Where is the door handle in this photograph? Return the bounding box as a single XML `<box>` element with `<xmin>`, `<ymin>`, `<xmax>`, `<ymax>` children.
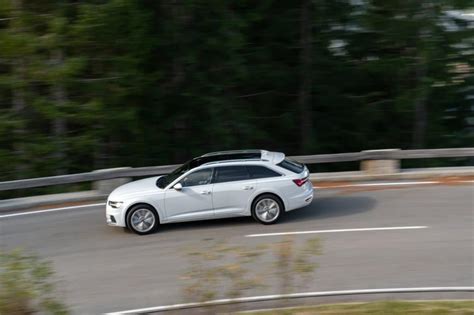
<box><xmin>200</xmin><ymin>190</ymin><xmax>211</xmax><ymax>195</ymax></box>
<box><xmin>243</xmin><ymin>186</ymin><xmax>254</xmax><ymax>190</ymax></box>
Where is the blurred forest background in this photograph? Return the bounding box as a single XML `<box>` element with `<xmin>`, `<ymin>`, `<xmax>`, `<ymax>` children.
<box><xmin>0</xmin><ymin>0</ymin><xmax>473</xmax><ymax>181</ymax></box>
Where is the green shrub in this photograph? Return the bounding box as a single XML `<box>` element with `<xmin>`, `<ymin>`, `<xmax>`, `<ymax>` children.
<box><xmin>0</xmin><ymin>249</ymin><xmax>69</xmax><ymax>315</ymax></box>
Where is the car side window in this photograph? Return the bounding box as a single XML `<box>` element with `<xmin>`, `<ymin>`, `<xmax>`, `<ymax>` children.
<box><xmin>180</xmin><ymin>168</ymin><xmax>213</xmax><ymax>187</ymax></box>
<box><xmin>214</xmin><ymin>166</ymin><xmax>250</xmax><ymax>183</ymax></box>
<box><xmin>246</xmin><ymin>165</ymin><xmax>281</xmax><ymax>179</ymax></box>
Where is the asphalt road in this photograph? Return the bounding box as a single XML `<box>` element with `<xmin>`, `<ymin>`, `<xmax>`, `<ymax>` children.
<box><xmin>0</xmin><ymin>184</ymin><xmax>473</xmax><ymax>314</ymax></box>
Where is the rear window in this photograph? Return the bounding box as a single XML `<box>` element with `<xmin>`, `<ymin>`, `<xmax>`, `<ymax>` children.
<box><xmin>246</xmin><ymin>166</ymin><xmax>282</xmax><ymax>179</ymax></box>
<box><xmin>277</xmin><ymin>158</ymin><xmax>305</xmax><ymax>173</ymax></box>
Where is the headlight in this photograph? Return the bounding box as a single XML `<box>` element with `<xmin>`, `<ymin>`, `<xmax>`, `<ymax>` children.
<box><xmin>108</xmin><ymin>201</ymin><xmax>123</xmax><ymax>209</ymax></box>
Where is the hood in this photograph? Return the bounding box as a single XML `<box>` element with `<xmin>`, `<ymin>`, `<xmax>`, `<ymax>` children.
<box><xmin>108</xmin><ymin>176</ymin><xmax>163</xmax><ymax>200</ymax></box>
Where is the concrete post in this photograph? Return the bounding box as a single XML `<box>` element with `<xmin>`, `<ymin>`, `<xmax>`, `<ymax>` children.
<box><xmin>92</xmin><ymin>167</ymin><xmax>132</xmax><ymax>194</ymax></box>
<box><xmin>361</xmin><ymin>149</ymin><xmax>400</xmax><ymax>175</ymax></box>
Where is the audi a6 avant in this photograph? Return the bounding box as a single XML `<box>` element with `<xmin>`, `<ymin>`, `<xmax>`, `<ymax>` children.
<box><xmin>106</xmin><ymin>150</ymin><xmax>313</xmax><ymax>235</ymax></box>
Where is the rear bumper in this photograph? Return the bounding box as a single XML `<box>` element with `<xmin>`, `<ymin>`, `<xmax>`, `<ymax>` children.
<box><xmin>286</xmin><ymin>182</ymin><xmax>314</xmax><ymax>211</ymax></box>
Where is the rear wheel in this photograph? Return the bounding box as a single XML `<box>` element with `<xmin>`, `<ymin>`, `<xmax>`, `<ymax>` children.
<box><xmin>127</xmin><ymin>205</ymin><xmax>159</xmax><ymax>235</ymax></box>
<box><xmin>251</xmin><ymin>194</ymin><xmax>283</xmax><ymax>225</ymax></box>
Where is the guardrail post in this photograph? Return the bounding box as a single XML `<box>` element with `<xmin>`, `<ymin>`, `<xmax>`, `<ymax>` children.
<box><xmin>92</xmin><ymin>168</ymin><xmax>132</xmax><ymax>194</ymax></box>
<box><xmin>361</xmin><ymin>149</ymin><xmax>400</xmax><ymax>175</ymax></box>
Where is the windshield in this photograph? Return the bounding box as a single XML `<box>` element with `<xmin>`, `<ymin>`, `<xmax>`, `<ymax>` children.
<box><xmin>156</xmin><ymin>162</ymin><xmax>192</xmax><ymax>188</ymax></box>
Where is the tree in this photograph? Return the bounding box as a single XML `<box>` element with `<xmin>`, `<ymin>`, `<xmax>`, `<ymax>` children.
<box><xmin>0</xmin><ymin>0</ymin><xmax>472</xmax><ymax>183</ymax></box>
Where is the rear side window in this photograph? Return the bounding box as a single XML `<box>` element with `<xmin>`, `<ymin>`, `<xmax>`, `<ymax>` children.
<box><xmin>246</xmin><ymin>165</ymin><xmax>281</xmax><ymax>179</ymax></box>
<box><xmin>214</xmin><ymin>166</ymin><xmax>250</xmax><ymax>183</ymax></box>
<box><xmin>277</xmin><ymin>158</ymin><xmax>304</xmax><ymax>173</ymax></box>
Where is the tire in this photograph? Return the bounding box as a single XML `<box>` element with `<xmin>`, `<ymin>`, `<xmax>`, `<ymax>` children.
<box><xmin>251</xmin><ymin>194</ymin><xmax>284</xmax><ymax>225</ymax></box>
<box><xmin>126</xmin><ymin>204</ymin><xmax>159</xmax><ymax>235</ymax></box>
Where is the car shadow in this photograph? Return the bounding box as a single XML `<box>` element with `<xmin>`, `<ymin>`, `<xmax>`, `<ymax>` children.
<box><xmin>160</xmin><ymin>216</ymin><xmax>254</xmax><ymax>232</ymax></box>
<box><xmin>159</xmin><ymin>195</ymin><xmax>376</xmax><ymax>233</ymax></box>
<box><xmin>281</xmin><ymin>195</ymin><xmax>376</xmax><ymax>223</ymax></box>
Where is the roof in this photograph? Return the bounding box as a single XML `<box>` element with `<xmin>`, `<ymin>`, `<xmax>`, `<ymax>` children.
<box><xmin>192</xmin><ymin>150</ymin><xmax>263</xmax><ymax>168</ymax></box>
<box><xmin>201</xmin><ymin>158</ymin><xmax>263</xmax><ymax>167</ymax></box>
<box><xmin>170</xmin><ymin>150</ymin><xmax>285</xmax><ymax>177</ymax></box>
<box><xmin>193</xmin><ymin>150</ymin><xmax>285</xmax><ymax>167</ymax></box>
<box><xmin>200</xmin><ymin>150</ymin><xmax>262</xmax><ymax>157</ymax></box>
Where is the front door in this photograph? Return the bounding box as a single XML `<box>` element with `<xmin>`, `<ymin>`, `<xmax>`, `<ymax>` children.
<box><xmin>164</xmin><ymin>168</ymin><xmax>214</xmax><ymax>222</ymax></box>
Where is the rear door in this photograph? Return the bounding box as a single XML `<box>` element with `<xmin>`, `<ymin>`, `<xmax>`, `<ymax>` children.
<box><xmin>212</xmin><ymin>166</ymin><xmax>257</xmax><ymax>218</ymax></box>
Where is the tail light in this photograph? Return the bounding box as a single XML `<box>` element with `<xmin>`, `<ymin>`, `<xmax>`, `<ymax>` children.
<box><xmin>293</xmin><ymin>177</ymin><xmax>308</xmax><ymax>187</ymax></box>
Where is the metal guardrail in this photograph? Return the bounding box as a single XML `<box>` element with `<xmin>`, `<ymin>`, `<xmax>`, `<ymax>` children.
<box><xmin>291</xmin><ymin>148</ymin><xmax>474</xmax><ymax>163</ymax></box>
<box><xmin>105</xmin><ymin>287</ymin><xmax>474</xmax><ymax>314</ymax></box>
<box><xmin>1</xmin><ymin>148</ymin><xmax>473</xmax><ymax>192</ymax></box>
<box><xmin>0</xmin><ymin>165</ymin><xmax>180</xmax><ymax>191</ymax></box>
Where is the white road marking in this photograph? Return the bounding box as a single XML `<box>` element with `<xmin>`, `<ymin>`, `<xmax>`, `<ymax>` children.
<box><xmin>0</xmin><ymin>203</ymin><xmax>106</xmax><ymax>219</ymax></box>
<box><xmin>245</xmin><ymin>226</ymin><xmax>428</xmax><ymax>238</ymax></box>
<box><xmin>313</xmin><ymin>179</ymin><xmax>474</xmax><ymax>189</ymax></box>
<box><xmin>104</xmin><ymin>286</ymin><xmax>474</xmax><ymax>314</ymax></box>
<box><xmin>313</xmin><ymin>181</ymin><xmax>437</xmax><ymax>189</ymax></box>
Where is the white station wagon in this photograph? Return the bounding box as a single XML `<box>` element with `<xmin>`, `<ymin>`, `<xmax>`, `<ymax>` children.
<box><xmin>106</xmin><ymin>150</ymin><xmax>314</xmax><ymax>235</ymax></box>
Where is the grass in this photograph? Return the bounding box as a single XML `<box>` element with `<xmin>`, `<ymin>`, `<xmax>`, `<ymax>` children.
<box><xmin>241</xmin><ymin>300</ymin><xmax>474</xmax><ymax>315</ymax></box>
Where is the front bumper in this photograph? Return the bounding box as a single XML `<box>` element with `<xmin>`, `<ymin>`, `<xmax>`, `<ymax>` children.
<box><xmin>106</xmin><ymin>203</ymin><xmax>126</xmax><ymax>227</ymax></box>
<box><xmin>106</xmin><ymin>214</ymin><xmax>117</xmax><ymax>225</ymax></box>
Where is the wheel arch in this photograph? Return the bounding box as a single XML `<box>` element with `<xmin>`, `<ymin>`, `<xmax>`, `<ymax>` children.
<box><xmin>124</xmin><ymin>202</ymin><xmax>160</xmax><ymax>229</ymax></box>
<box><xmin>251</xmin><ymin>192</ymin><xmax>286</xmax><ymax>212</ymax></box>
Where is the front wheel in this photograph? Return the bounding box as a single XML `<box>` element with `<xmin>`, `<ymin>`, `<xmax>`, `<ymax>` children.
<box><xmin>251</xmin><ymin>194</ymin><xmax>283</xmax><ymax>225</ymax></box>
<box><xmin>127</xmin><ymin>205</ymin><xmax>159</xmax><ymax>235</ymax></box>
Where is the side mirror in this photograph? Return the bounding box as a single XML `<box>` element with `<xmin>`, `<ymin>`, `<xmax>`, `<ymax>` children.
<box><xmin>173</xmin><ymin>183</ymin><xmax>183</xmax><ymax>191</ymax></box>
